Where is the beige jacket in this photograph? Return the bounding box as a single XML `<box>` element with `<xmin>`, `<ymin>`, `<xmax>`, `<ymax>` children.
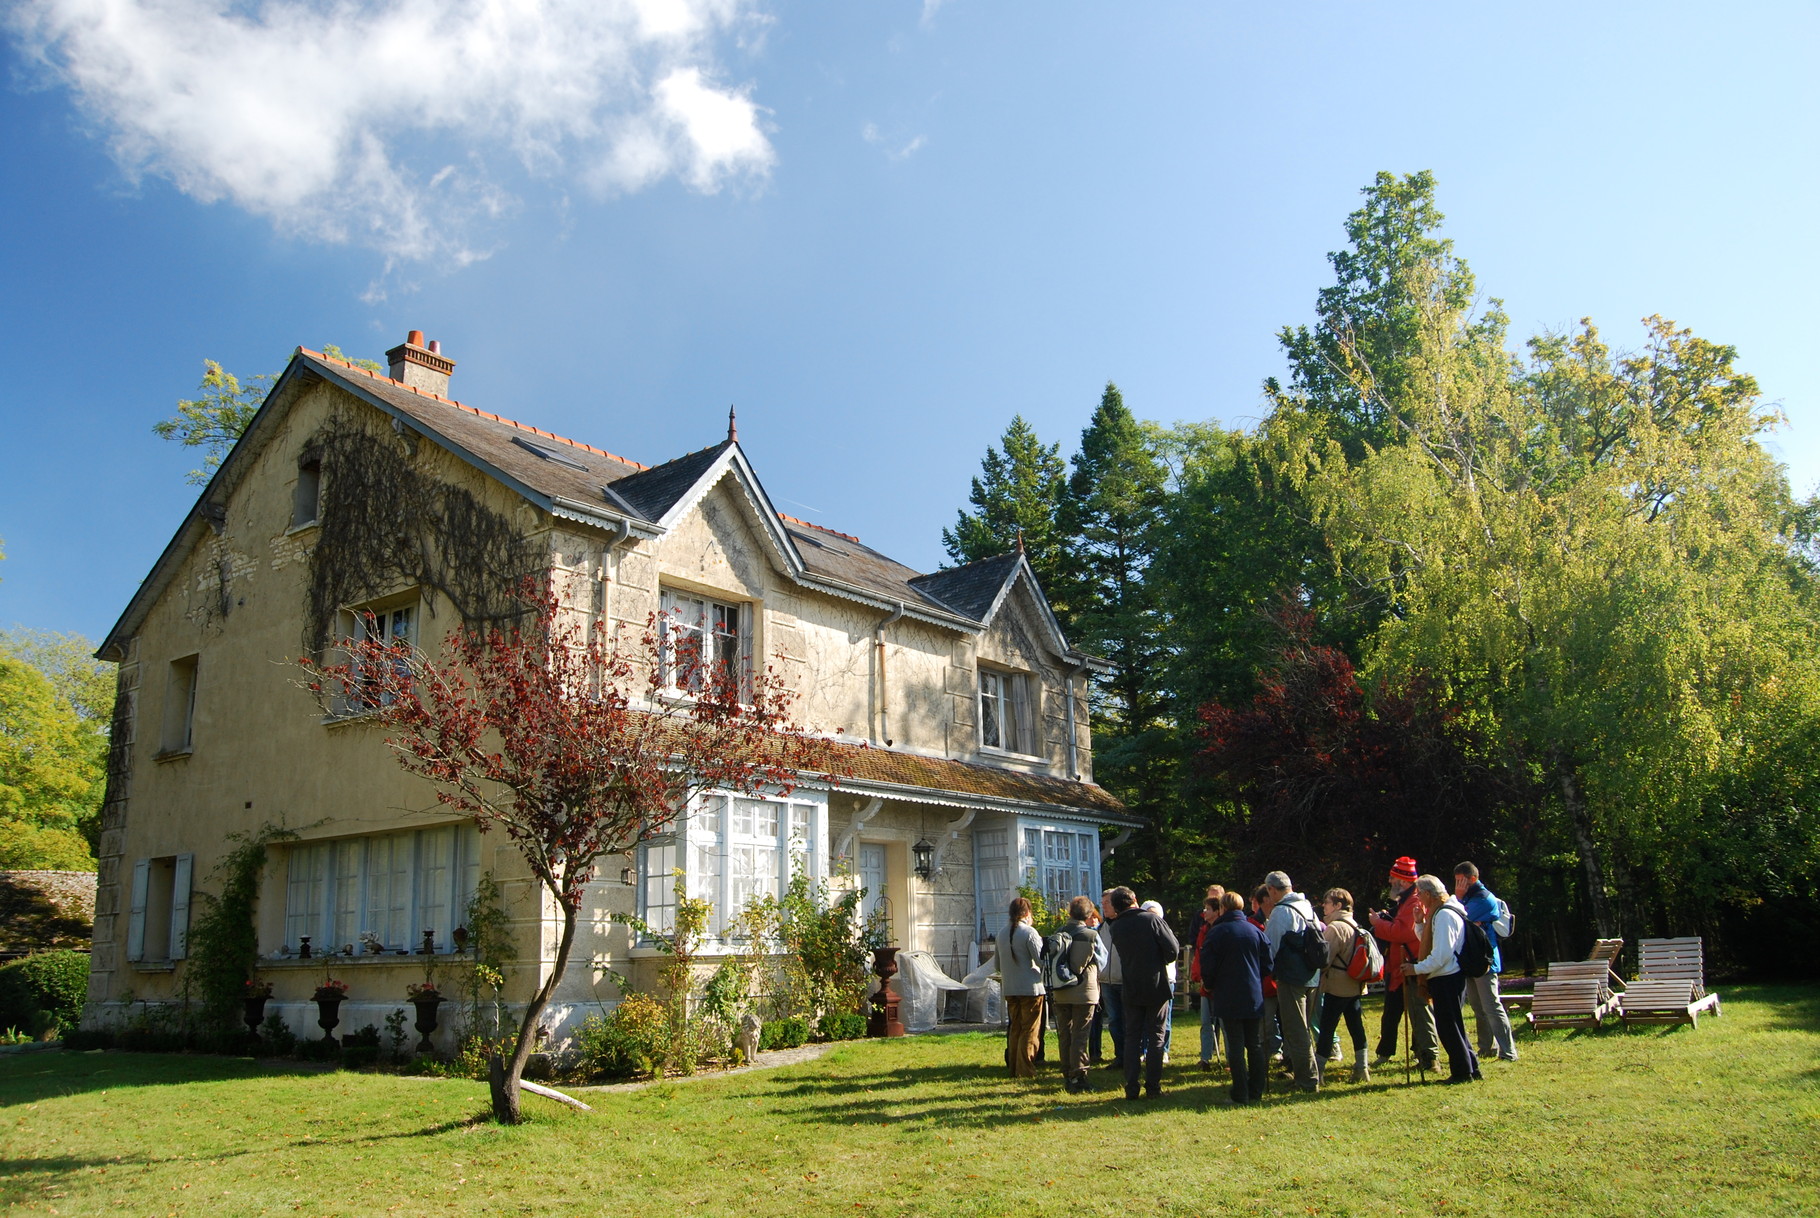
<box><xmin>1320</xmin><ymin>911</ymin><xmax>1367</xmax><ymax>998</ymax></box>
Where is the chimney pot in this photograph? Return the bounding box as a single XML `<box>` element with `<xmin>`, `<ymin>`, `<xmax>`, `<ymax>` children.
<box><xmin>386</xmin><ymin>330</ymin><xmax>456</xmax><ymax>397</ymax></box>
<box><xmin>428</xmin><ymin>340</ymin><xmax>442</xmax><ymax>355</ymax></box>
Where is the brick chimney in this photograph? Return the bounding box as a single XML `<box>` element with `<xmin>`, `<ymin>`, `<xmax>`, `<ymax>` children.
<box><xmin>385</xmin><ymin>329</ymin><xmax>456</xmax><ymax>397</ymax></box>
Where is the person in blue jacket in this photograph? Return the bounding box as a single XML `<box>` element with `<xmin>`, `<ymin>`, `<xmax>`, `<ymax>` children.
<box><xmin>1199</xmin><ymin>890</ymin><xmax>1273</xmax><ymax>1105</ymax></box>
<box><xmin>1454</xmin><ymin>862</ymin><xmax>1519</xmax><ymax>1062</ymax></box>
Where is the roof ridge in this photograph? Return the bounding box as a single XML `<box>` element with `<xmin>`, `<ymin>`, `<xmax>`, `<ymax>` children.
<box><xmin>777</xmin><ymin>512</ymin><xmax>862</xmax><ymax>544</ymax></box>
<box><xmin>297</xmin><ymin>347</ymin><xmax>649</xmax><ymax>471</ymax></box>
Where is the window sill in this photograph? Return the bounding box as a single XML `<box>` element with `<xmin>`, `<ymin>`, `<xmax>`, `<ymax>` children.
<box><xmin>129</xmin><ymin>960</ymin><xmax>177</xmax><ymax>973</ymax></box>
<box><xmin>152</xmin><ymin>747</ymin><xmax>193</xmax><ymax>764</ymax></box>
<box><xmin>284</xmin><ymin>520</ymin><xmax>321</xmax><ymax>537</ymax></box>
<box><xmin>260</xmin><ymin>951</ymin><xmax>460</xmax><ymax>967</ymax></box>
<box><xmin>976</xmin><ymin>746</ymin><xmax>1050</xmax><ymax>766</ymax></box>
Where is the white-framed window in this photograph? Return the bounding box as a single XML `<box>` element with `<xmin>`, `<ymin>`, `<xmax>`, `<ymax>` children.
<box><xmin>979</xmin><ymin>667</ymin><xmax>1038</xmax><ymax>755</ymax></box>
<box><xmin>658</xmin><ymin>589</ymin><xmax>750</xmax><ymax>694</ymax></box>
<box><xmin>974</xmin><ymin>817</ymin><xmax>1100</xmax><ymax>943</ymax></box>
<box><xmin>127</xmin><ymin>853</ymin><xmax>193</xmax><ymax>962</ymax></box>
<box><xmin>283</xmin><ymin>823</ymin><xmax>480</xmax><ymax>953</ymax></box>
<box><xmin>636</xmin><ymin>790</ymin><xmax>825</xmax><ymax>940</ymax></box>
<box><xmin>336</xmin><ymin>598</ymin><xmax>415</xmax><ymax>712</ymax></box>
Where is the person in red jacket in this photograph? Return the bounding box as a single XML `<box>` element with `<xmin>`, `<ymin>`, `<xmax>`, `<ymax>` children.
<box><xmin>1367</xmin><ymin>857</ymin><xmax>1438</xmax><ymax>1071</ymax></box>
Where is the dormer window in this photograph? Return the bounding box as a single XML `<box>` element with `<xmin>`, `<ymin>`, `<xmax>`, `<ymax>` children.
<box><xmin>659</xmin><ymin>589</ymin><xmax>750</xmax><ymax>694</ymax></box>
<box><xmin>979</xmin><ymin>666</ymin><xmax>1037</xmax><ymax>755</ymax></box>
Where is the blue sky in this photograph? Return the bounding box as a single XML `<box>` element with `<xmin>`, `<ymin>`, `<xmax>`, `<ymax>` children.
<box><xmin>2</xmin><ymin>2</ymin><xmax>1815</xmax><ymax>644</ymax></box>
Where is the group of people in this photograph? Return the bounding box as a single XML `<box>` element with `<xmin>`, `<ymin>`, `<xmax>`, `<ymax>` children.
<box><xmin>993</xmin><ymin>857</ymin><xmax>1518</xmax><ymax>1105</ymax></box>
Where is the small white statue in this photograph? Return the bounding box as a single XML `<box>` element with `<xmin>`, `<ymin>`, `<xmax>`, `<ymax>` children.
<box><xmin>737</xmin><ymin>1011</ymin><xmax>762</xmax><ymax>1065</ymax></box>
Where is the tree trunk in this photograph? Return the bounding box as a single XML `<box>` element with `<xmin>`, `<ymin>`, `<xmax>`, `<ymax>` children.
<box><xmin>491</xmin><ymin>889</ymin><xmax>581</xmax><ymax>1125</ymax></box>
<box><xmin>1554</xmin><ymin>753</ymin><xmax>1616</xmax><ymax>939</ymax></box>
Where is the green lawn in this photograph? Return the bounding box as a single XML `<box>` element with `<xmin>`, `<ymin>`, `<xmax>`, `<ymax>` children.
<box><xmin>3</xmin><ymin>984</ymin><xmax>1816</xmax><ymax>1217</ymax></box>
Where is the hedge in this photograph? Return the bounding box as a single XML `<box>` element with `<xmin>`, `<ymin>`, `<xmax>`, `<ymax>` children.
<box><xmin>0</xmin><ymin>950</ymin><xmax>90</xmax><ymax>1037</ymax></box>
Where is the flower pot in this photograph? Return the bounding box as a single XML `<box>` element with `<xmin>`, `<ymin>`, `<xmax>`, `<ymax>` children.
<box><xmin>243</xmin><ymin>995</ymin><xmax>269</xmax><ymax>1036</ymax></box>
<box><xmin>312</xmin><ymin>989</ymin><xmax>345</xmax><ymax>1042</ymax></box>
<box><xmin>410</xmin><ymin>995</ymin><xmax>445</xmax><ymax>1054</ymax></box>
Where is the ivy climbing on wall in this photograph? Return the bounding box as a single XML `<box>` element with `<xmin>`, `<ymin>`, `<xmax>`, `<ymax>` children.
<box><xmin>303</xmin><ymin>408</ymin><xmax>539</xmax><ymax>652</ymax></box>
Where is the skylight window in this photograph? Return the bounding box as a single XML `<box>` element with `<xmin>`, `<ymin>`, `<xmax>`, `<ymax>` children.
<box><xmin>511</xmin><ymin>435</ymin><xmax>590</xmax><ymax>471</ymax></box>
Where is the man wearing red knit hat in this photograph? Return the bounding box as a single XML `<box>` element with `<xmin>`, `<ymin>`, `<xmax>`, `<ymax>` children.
<box><xmin>1368</xmin><ymin>857</ymin><xmax>1438</xmax><ymax>1071</ymax></box>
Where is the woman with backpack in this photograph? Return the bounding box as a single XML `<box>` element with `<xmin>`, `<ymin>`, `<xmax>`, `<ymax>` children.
<box><xmin>997</xmin><ymin>896</ymin><xmax>1046</xmax><ymax>1079</ymax></box>
<box><xmin>1314</xmin><ymin>888</ymin><xmax>1372</xmax><ymax>1083</ymax></box>
<box><xmin>1401</xmin><ymin>875</ymin><xmax>1483</xmax><ymax>1084</ymax></box>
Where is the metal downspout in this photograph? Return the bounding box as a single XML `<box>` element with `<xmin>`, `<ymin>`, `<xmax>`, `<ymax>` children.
<box><xmin>875</xmin><ymin>602</ymin><xmax>905</xmax><ymax>746</ymax></box>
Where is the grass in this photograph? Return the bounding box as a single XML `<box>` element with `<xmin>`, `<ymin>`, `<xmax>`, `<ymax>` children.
<box><xmin>2</xmin><ymin>984</ymin><xmax>1815</xmax><ymax>1217</ymax></box>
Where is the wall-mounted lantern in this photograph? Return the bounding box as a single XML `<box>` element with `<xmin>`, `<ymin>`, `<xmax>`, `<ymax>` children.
<box><xmin>912</xmin><ymin>837</ymin><xmax>935</xmax><ymax>880</ymax></box>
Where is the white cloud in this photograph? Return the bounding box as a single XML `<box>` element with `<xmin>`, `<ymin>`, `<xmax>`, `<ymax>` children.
<box><xmin>862</xmin><ymin>121</ymin><xmax>925</xmax><ymax>162</ymax></box>
<box><xmin>6</xmin><ymin>0</ymin><xmax>774</xmax><ymax>263</ymax></box>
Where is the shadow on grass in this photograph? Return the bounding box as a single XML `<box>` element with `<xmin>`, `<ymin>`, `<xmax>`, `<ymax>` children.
<box><xmin>760</xmin><ymin>1059</ymin><xmax>1423</xmax><ymax>1129</ymax></box>
<box><xmin>0</xmin><ymin>1050</ymin><xmax>303</xmax><ymax>1105</ymax></box>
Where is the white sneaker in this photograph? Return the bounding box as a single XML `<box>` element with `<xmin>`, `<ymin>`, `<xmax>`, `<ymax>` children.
<box><xmin>1161</xmin><ymin>1053</ymin><xmax>1170</xmax><ymax>1065</ymax></box>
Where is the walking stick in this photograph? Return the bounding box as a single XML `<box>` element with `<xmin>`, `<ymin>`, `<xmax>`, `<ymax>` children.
<box><xmin>1401</xmin><ymin>988</ymin><xmax>1410</xmax><ymax>1085</ymax></box>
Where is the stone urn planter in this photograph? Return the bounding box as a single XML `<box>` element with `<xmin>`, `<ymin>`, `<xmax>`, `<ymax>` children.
<box><xmin>243</xmin><ymin>980</ymin><xmax>273</xmax><ymax>1036</ymax></box>
<box><xmin>312</xmin><ymin>984</ymin><xmax>347</xmax><ymax>1042</ymax></box>
<box><xmin>407</xmin><ymin>984</ymin><xmax>445</xmax><ymax>1053</ymax></box>
<box><xmin>867</xmin><ymin>946</ymin><xmax>905</xmax><ymax>1038</ymax></box>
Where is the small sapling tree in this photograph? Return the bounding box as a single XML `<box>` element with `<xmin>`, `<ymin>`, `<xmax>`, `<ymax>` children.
<box><xmin>301</xmin><ymin>580</ymin><xmax>843</xmax><ymax>1123</ymax></box>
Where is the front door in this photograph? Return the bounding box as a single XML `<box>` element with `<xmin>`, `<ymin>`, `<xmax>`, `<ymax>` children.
<box><xmin>858</xmin><ymin>843</ymin><xmax>888</xmax><ymax>936</ymax></box>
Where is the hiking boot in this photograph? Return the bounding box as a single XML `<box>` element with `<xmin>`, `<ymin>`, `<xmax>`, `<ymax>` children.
<box><xmin>1074</xmin><ymin>1073</ymin><xmax>1093</xmax><ymax>1093</ymax></box>
<box><xmin>1370</xmin><ymin>1052</ymin><xmax>1394</xmax><ymax>1068</ymax></box>
<box><xmin>1351</xmin><ymin>1061</ymin><xmax>1370</xmax><ymax>1083</ymax></box>
<box><xmin>1198</xmin><ymin>1059</ymin><xmax>1213</xmax><ymax>1072</ymax></box>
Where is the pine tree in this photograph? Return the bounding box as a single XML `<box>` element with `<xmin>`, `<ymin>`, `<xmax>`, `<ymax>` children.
<box><xmin>942</xmin><ymin>415</ymin><xmax>1070</xmax><ymax>611</ymax></box>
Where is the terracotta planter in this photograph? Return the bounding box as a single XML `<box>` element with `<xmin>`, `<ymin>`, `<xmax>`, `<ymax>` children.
<box><xmin>410</xmin><ymin>995</ymin><xmax>445</xmax><ymax>1054</ymax></box>
<box><xmin>312</xmin><ymin>989</ymin><xmax>345</xmax><ymax>1041</ymax></box>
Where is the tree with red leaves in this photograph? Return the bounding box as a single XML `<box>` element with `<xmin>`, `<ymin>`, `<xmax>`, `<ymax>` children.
<box><xmin>302</xmin><ymin>582</ymin><xmax>843</xmax><ymax>1123</ymax></box>
<box><xmin>1195</xmin><ymin>606</ymin><xmax>1519</xmax><ymax>905</ymax></box>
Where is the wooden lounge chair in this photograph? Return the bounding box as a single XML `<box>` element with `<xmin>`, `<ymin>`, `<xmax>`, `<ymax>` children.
<box><xmin>1525</xmin><ymin>977</ymin><xmax>1620</xmax><ymax>1033</ymax></box>
<box><xmin>1501</xmin><ymin>949</ymin><xmax>1624</xmax><ymax>1014</ymax></box>
<box><xmin>1637</xmin><ymin>937</ymin><xmax>1721</xmax><ymax>1017</ymax></box>
<box><xmin>1618</xmin><ymin>978</ymin><xmax>1718</xmax><ymax>1029</ymax></box>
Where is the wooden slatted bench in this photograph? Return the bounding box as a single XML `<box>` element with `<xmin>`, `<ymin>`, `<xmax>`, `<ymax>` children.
<box><xmin>1637</xmin><ymin>937</ymin><xmax>1720</xmax><ymax>1018</ymax></box>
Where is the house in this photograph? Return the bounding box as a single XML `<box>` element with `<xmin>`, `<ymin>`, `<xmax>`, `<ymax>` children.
<box><xmin>87</xmin><ymin>332</ymin><xmax>1133</xmax><ymax>1041</ymax></box>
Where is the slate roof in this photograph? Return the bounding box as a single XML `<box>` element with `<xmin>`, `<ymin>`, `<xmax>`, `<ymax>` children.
<box><xmin>909</xmin><ymin>553</ymin><xmax>1024</xmax><ymax>621</ymax></box>
<box><xmin>605</xmin><ymin>441</ymin><xmax>735</xmax><ymax>521</ymax></box>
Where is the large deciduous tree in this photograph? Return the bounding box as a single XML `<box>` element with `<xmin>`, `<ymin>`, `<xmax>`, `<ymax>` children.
<box><xmin>303</xmin><ymin>582</ymin><xmax>844</xmax><ymax>1123</ymax></box>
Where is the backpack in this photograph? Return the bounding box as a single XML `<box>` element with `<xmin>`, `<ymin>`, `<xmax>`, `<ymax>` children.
<box><xmin>1491</xmin><ymin>898</ymin><xmax>1515</xmax><ymax>943</ymax></box>
<box><xmin>1452</xmin><ymin>906</ymin><xmax>1494</xmax><ymax>979</ymax></box>
<box><xmin>1041</xmin><ymin>927</ymin><xmax>1088</xmax><ymax>990</ymax></box>
<box><xmin>1273</xmin><ymin>900</ymin><xmax>1327</xmax><ymax>985</ymax></box>
<box><xmin>1341</xmin><ymin>921</ymin><xmax>1385</xmax><ymax>984</ymax></box>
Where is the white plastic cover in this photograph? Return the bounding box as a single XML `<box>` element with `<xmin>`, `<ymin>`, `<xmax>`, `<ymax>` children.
<box><xmin>893</xmin><ymin>949</ymin><xmax>970</xmax><ymax>1033</ymax></box>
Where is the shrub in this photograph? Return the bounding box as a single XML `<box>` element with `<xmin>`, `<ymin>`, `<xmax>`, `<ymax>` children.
<box><xmin>574</xmin><ymin>993</ymin><xmax>669</xmax><ymax>1079</ymax></box>
<box><xmin>759</xmin><ymin>1016</ymin><xmax>809</xmax><ymax>1051</ymax></box>
<box><xmin>294</xmin><ymin>1036</ymin><xmax>340</xmax><ymax>1062</ymax></box>
<box><xmin>817</xmin><ymin>1011</ymin><xmax>867</xmax><ymax>1041</ymax></box>
<box><xmin>258</xmin><ymin>1013</ymin><xmax>296</xmax><ymax>1056</ymax></box>
<box><xmin>61</xmin><ymin>1027</ymin><xmax>115</xmax><ymax>1051</ymax></box>
<box><xmin>0</xmin><ymin>950</ymin><xmax>90</xmax><ymax>1037</ymax></box>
